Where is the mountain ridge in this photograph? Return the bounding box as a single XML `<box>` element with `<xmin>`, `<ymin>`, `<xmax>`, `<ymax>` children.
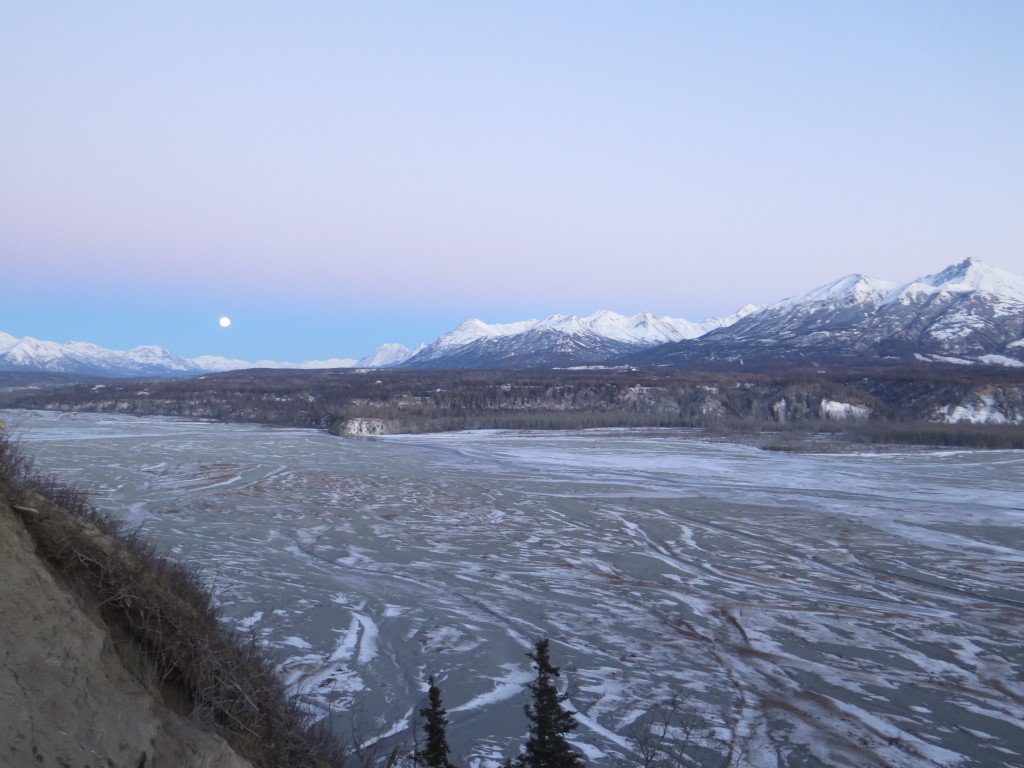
<box><xmin>3</xmin><ymin>259</ymin><xmax>1022</xmax><ymax>376</ymax></box>
<box><xmin>629</xmin><ymin>258</ymin><xmax>1024</xmax><ymax>369</ymax></box>
<box><xmin>401</xmin><ymin>306</ymin><xmax>759</xmax><ymax>369</ymax></box>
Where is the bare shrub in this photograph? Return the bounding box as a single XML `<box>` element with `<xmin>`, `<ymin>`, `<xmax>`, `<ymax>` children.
<box><xmin>0</xmin><ymin>435</ymin><xmax>348</xmax><ymax>768</ymax></box>
<box><xmin>622</xmin><ymin>696</ymin><xmax>735</xmax><ymax>768</ymax></box>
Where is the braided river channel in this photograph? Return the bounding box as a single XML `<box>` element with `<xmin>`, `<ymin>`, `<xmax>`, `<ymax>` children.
<box><xmin>6</xmin><ymin>409</ymin><xmax>1024</xmax><ymax>768</ymax></box>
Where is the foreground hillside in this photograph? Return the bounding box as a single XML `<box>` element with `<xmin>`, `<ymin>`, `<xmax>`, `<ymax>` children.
<box><xmin>4</xmin><ymin>365</ymin><xmax>1024</xmax><ymax>448</ymax></box>
<box><xmin>0</xmin><ymin>437</ymin><xmax>345</xmax><ymax>768</ymax></box>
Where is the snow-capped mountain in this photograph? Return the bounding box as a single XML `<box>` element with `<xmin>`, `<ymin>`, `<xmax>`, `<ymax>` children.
<box><xmin>631</xmin><ymin>258</ymin><xmax>1024</xmax><ymax>368</ymax></box>
<box><xmin>355</xmin><ymin>343</ymin><xmax>424</xmax><ymax>368</ymax></box>
<box><xmin>402</xmin><ymin>307</ymin><xmax>759</xmax><ymax>369</ymax></box>
<box><xmin>0</xmin><ymin>336</ymin><xmax>199</xmax><ymax>376</ymax></box>
<box><xmin>0</xmin><ymin>337</ymin><xmax>357</xmax><ymax>377</ymax></box>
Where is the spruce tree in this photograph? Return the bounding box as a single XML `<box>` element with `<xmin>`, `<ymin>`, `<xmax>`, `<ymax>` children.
<box><xmin>415</xmin><ymin>675</ymin><xmax>456</xmax><ymax>768</ymax></box>
<box><xmin>517</xmin><ymin>638</ymin><xmax>585</xmax><ymax>768</ymax></box>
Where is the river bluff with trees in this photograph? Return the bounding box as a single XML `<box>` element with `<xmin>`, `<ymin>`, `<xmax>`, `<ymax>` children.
<box><xmin>4</xmin><ymin>365</ymin><xmax>1024</xmax><ymax>449</ymax></box>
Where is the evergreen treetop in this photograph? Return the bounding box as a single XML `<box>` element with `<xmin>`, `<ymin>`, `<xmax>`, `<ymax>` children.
<box><xmin>517</xmin><ymin>638</ymin><xmax>585</xmax><ymax>768</ymax></box>
<box><xmin>415</xmin><ymin>675</ymin><xmax>456</xmax><ymax>768</ymax></box>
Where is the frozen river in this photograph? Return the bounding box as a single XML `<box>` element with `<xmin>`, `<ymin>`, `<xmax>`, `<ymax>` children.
<box><xmin>6</xmin><ymin>409</ymin><xmax>1024</xmax><ymax>768</ymax></box>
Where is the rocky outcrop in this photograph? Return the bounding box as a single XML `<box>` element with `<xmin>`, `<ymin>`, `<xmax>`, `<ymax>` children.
<box><xmin>334</xmin><ymin>417</ymin><xmax>392</xmax><ymax>436</ymax></box>
<box><xmin>931</xmin><ymin>385</ymin><xmax>1024</xmax><ymax>424</ymax></box>
<box><xmin>0</xmin><ymin>495</ymin><xmax>253</xmax><ymax>768</ymax></box>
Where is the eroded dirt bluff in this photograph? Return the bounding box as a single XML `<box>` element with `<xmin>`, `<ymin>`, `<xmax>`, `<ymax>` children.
<box><xmin>0</xmin><ymin>495</ymin><xmax>252</xmax><ymax>768</ymax></box>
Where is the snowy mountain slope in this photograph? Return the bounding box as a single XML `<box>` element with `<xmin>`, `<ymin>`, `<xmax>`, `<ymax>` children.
<box><xmin>773</xmin><ymin>274</ymin><xmax>897</xmax><ymax>310</ymax></box>
<box><xmin>915</xmin><ymin>258</ymin><xmax>1024</xmax><ymax>301</ymax></box>
<box><xmin>355</xmin><ymin>343</ymin><xmax>424</xmax><ymax>368</ymax></box>
<box><xmin>404</xmin><ymin>318</ymin><xmax>540</xmax><ymax>365</ymax></box>
<box><xmin>403</xmin><ymin>307</ymin><xmax>759</xmax><ymax>369</ymax></box>
<box><xmin>406</xmin><ymin>324</ymin><xmax>640</xmax><ymax>369</ymax></box>
<box><xmin>631</xmin><ymin>258</ymin><xmax>1024</xmax><ymax>368</ymax></box>
<box><xmin>0</xmin><ymin>332</ymin><xmax>20</xmax><ymax>355</ymax></box>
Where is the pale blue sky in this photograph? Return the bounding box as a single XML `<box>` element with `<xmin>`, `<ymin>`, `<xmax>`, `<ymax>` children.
<box><xmin>2</xmin><ymin>2</ymin><xmax>1022</xmax><ymax>361</ymax></box>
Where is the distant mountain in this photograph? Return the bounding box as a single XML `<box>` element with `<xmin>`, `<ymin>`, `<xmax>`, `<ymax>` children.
<box><xmin>355</xmin><ymin>343</ymin><xmax>424</xmax><ymax>368</ymax></box>
<box><xmin>628</xmin><ymin>258</ymin><xmax>1024</xmax><ymax>368</ymax></box>
<box><xmin>402</xmin><ymin>308</ymin><xmax>759</xmax><ymax>369</ymax></box>
<box><xmin>0</xmin><ymin>334</ymin><xmax>357</xmax><ymax>378</ymax></box>
<box><xmin>192</xmin><ymin>355</ymin><xmax>358</xmax><ymax>372</ymax></box>
<box><xmin>0</xmin><ymin>334</ymin><xmax>199</xmax><ymax>377</ymax></box>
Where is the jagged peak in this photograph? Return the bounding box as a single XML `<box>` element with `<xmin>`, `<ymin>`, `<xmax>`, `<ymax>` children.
<box><xmin>452</xmin><ymin>317</ymin><xmax>488</xmax><ymax>332</ymax></box>
<box><xmin>916</xmin><ymin>258</ymin><xmax>1024</xmax><ymax>301</ymax></box>
<box><xmin>356</xmin><ymin>342</ymin><xmax>417</xmax><ymax>368</ymax></box>
<box><xmin>0</xmin><ymin>331</ymin><xmax>18</xmax><ymax>354</ymax></box>
<box><xmin>536</xmin><ymin>314</ymin><xmax>586</xmax><ymax>331</ymax></box>
<box><xmin>775</xmin><ymin>273</ymin><xmax>896</xmax><ymax>309</ymax></box>
<box><xmin>584</xmin><ymin>309</ymin><xmax>626</xmax><ymax>321</ymax></box>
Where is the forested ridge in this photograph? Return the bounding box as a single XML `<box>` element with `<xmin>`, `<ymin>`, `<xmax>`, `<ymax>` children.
<box><xmin>4</xmin><ymin>365</ymin><xmax>1024</xmax><ymax>448</ymax></box>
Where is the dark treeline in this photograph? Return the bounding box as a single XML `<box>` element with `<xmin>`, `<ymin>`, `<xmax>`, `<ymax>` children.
<box><xmin>3</xmin><ymin>365</ymin><xmax>1024</xmax><ymax>448</ymax></box>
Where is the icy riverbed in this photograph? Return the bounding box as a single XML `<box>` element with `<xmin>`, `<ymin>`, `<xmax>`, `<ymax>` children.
<box><xmin>6</xmin><ymin>410</ymin><xmax>1023</xmax><ymax>768</ymax></box>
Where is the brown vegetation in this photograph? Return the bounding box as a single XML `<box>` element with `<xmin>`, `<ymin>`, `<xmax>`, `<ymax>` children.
<box><xmin>0</xmin><ymin>436</ymin><xmax>347</xmax><ymax>768</ymax></box>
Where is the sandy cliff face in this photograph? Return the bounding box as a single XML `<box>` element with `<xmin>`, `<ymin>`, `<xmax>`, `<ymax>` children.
<box><xmin>0</xmin><ymin>497</ymin><xmax>252</xmax><ymax>768</ymax></box>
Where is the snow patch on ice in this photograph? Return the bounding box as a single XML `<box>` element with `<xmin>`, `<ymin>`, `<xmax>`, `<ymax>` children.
<box><xmin>236</xmin><ymin>611</ymin><xmax>264</xmax><ymax>629</ymax></box>
<box><xmin>354</xmin><ymin>613</ymin><xmax>380</xmax><ymax>664</ymax></box>
<box><xmin>422</xmin><ymin>626</ymin><xmax>481</xmax><ymax>653</ymax></box>
<box><xmin>566</xmin><ymin>697</ymin><xmax>634</xmax><ymax>751</ymax></box>
<box><xmin>451</xmin><ymin>665</ymin><xmax>534</xmax><ymax>712</ymax></box>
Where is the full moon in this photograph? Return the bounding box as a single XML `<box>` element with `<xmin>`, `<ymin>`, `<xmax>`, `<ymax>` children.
<box><xmin>219</xmin><ymin>316</ymin><xmax>231</xmax><ymax>328</ymax></box>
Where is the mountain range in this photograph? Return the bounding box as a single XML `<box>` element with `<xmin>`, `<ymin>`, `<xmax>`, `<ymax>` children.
<box><xmin>397</xmin><ymin>306</ymin><xmax>759</xmax><ymax>369</ymax></box>
<box><xmin>0</xmin><ymin>333</ymin><xmax>358</xmax><ymax>378</ymax></box>
<box><xmin>628</xmin><ymin>258</ymin><xmax>1024</xmax><ymax>369</ymax></box>
<box><xmin>2</xmin><ymin>259</ymin><xmax>1022</xmax><ymax>377</ymax></box>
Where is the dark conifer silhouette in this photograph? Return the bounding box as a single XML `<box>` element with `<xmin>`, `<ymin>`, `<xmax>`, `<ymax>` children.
<box><xmin>415</xmin><ymin>675</ymin><xmax>456</xmax><ymax>768</ymax></box>
<box><xmin>516</xmin><ymin>638</ymin><xmax>585</xmax><ymax>768</ymax></box>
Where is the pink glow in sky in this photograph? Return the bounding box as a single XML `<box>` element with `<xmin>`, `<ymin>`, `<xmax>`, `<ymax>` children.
<box><xmin>2</xmin><ymin>2</ymin><xmax>1022</xmax><ymax>361</ymax></box>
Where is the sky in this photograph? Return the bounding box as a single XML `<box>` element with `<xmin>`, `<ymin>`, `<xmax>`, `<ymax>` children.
<box><xmin>2</xmin><ymin>2</ymin><xmax>1022</xmax><ymax>362</ymax></box>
